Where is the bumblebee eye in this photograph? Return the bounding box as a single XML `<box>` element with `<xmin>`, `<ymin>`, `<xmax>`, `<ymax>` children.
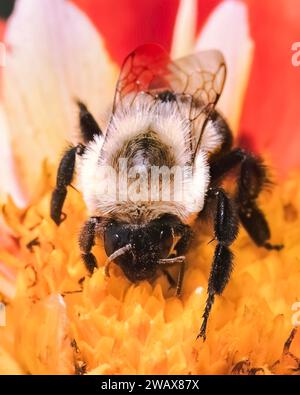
<box><xmin>160</xmin><ymin>226</ymin><xmax>172</xmax><ymax>239</ymax></box>
<box><xmin>104</xmin><ymin>222</ymin><xmax>130</xmax><ymax>257</ymax></box>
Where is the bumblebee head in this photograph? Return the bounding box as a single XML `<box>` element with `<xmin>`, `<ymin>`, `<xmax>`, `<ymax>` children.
<box><xmin>103</xmin><ymin>215</ymin><xmax>180</xmax><ymax>282</ymax></box>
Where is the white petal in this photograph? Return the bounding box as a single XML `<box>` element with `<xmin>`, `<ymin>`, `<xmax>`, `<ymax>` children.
<box><xmin>196</xmin><ymin>0</ymin><xmax>254</xmax><ymax>134</ymax></box>
<box><xmin>171</xmin><ymin>0</ymin><xmax>197</xmax><ymax>58</ymax></box>
<box><xmin>3</xmin><ymin>0</ymin><xmax>118</xmax><ymax>200</ymax></box>
<box><xmin>15</xmin><ymin>294</ymin><xmax>74</xmax><ymax>374</ymax></box>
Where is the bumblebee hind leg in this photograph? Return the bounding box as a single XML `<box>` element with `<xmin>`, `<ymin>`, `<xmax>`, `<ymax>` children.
<box><xmin>236</xmin><ymin>154</ymin><xmax>283</xmax><ymax>250</ymax></box>
<box><xmin>210</xmin><ymin>148</ymin><xmax>283</xmax><ymax>250</ymax></box>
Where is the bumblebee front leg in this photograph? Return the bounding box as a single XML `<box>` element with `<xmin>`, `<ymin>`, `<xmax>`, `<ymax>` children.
<box><xmin>158</xmin><ymin>256</ymin><xmax>186</xmax><ymax>296</ymax></box>
<box><xmin>159</xmin><ymin>224</ymin><xmax>191</xmax><ymax>295</ymax></box>
<box><xmin>50</xmin><ymin>144</ymin><xmax>84</xmax><ymax>225</ymax></box>
<box><xmin>79</xmin><ymin>217</ymin><xmax>101</xmax><ymax>274</ymax></box>
<box><xmin>162</xmin><ymin>269</ymin><xmax>177</xmax><ymax>289</ymax></box>
<box><xmin>198</xmin><ymin>188</ymin><xmax>238</xmax><ymax>340</ymax></box>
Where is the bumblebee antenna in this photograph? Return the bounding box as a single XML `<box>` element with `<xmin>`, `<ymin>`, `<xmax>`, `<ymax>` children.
<box><xmin>158</xmin><ymin>256</ymin><xmax>185</xmax><ymax>265</ymax></box>
<box><xmin>104</xmin><ymin>244</ymin><xmax>132</xmax><ymax>277</ymax></box>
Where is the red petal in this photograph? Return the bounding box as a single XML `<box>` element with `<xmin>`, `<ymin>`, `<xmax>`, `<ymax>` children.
<box><xmin>72</xmin><ymin>0</ymin><xmax>223</xmax><ymax>66</ymax></box>
<box><xmin>72</xmin><ymin>0</ymin><xmax>179</xmax><ymax>65</ymax></box>
<box><xmin>240</xmin><ymin>0</ymin><xmax>300</xmax><ymax>174</ymax></box>
<box><xmin>0</xmin><ymin>19</ymin><xmax>5</xmax><ymax>40</ymax></box>
<box><xmin>196</xmin><ymin>0</ymin><xmax>222</xmax><ymax>34</ymax></box>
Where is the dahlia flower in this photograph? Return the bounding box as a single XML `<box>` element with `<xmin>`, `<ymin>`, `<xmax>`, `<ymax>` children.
<box><xmin>0</xmin><ymin>0</ymin><xmax>299</xmax><ymax>375</ymax></box>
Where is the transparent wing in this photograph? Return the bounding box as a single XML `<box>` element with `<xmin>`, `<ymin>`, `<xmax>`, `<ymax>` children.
<box><xmin>113</xmin><ymin>43</ymin><xmax>226</xmax><ymax>158</ymax></box>
<box><xmin>168</xmin><ymin>49</ymin><xmax>226</xmax><ymax>158</ymax></box>
<box><xmin>168</xmin><ymin>49</ymin><xmax>226</xmax><ymax>105</ymax></box>
<box><xmin>113</xmin><ymin>43</ymin><xmax>170</xmax><ymax>111</ymax></box>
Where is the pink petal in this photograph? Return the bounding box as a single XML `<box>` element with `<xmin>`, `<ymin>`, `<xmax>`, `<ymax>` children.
<box><xmin>0</xmin><ymin>105</ymin><xmax>26</xmax><ymax>205</ymax></box>
<box><xmin>2</xmin><ymin>0</ymin><xmax>117</xmax><ymax>202</ymax></box>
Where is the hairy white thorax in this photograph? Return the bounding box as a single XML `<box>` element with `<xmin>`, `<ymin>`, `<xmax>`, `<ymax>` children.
<box><xmin>78</xmin><ymin>93</ymin><xmax>224</xmax><ymax>224</ymax></box>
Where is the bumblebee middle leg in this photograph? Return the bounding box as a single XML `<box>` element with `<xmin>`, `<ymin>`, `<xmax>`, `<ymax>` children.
<box><xmin>210</xmin><ymin>148</ymin><xmax>282</xmax><ymax>250</ymax></box>
<box><xmin>50</xmin><ymin>144</ymin><xmax>85</xmax><ymax>225</ymax></box>
<box><xmin>198</xmin><ymin>187</ymin><xmax>238</xmax><ymax>340</ymax></box>
<box><xmin>51</xmin><ymin>102</ymin><xmax>101</xmax><ymax>225</ymax></box>
<box><xmin>77</xmin><ymin>101</ymin><xmax>102</xmax><ymax>143</ymax></box>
